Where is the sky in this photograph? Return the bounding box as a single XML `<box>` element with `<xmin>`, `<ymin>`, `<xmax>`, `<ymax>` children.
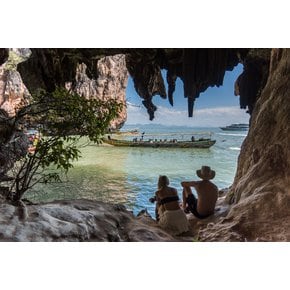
<box><xmin>125</xmin><ymin>63</ymin><xmax>250</xmax><ymax>127</ymax></box>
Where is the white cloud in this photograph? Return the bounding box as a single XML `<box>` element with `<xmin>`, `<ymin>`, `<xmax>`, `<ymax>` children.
<box><xmin>126</xmin><ymin>104</ymin><xmax>249</xmax><ymax>127</ymax></box>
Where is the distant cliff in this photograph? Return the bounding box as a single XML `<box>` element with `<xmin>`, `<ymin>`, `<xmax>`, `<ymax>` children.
<box><xmin>0</xmin><ymin>50</ymin><xmax>128</xmax><ymax>129</ymax></box>
<box><xmin>67</xmin><ymin>54</ymin><xmax>128</xmax><ymax>129</ymax></box>
<box><xmin>0</xmin><ymin>49</ymin><xmax>30</xmax><ymax>116</ymax></box>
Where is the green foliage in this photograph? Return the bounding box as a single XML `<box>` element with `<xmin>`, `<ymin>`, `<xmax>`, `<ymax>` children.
<box><xmin>9</xmin><ymin>87</ymin><xmax>122</xmax><ymax>201</ymax></box>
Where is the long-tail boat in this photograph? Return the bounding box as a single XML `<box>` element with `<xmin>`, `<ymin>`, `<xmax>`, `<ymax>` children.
<box><xmin>103</xmin><ymin>135</ymin><xmax>216</xmax><ymax>148</ymax></box>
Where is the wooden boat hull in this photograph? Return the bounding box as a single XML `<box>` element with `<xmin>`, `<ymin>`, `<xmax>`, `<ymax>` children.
<box><xmin>114</xmin><ymin>130</ymin><xmax>139</xmax><ymax>136</ymax></box>
<box><xmin>220</xmin><ymin>127</ymin><xmax>248</xmax><ymax>131</ymax></box>
<box><xmin>103</xmin><ymin>138</ymin><xmax>216</xmax><ymax>148</ymax></box>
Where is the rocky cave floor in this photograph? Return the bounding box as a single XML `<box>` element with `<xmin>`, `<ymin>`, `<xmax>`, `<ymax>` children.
<box><xmin>0</xmin><ymin>190</ymin><xmax>288</xmax><ymax>242</ymax></box>
<box><xmin>0</xmin><ymin>191</ymin><xmax>234</xmax><ymax>242</ymax></box>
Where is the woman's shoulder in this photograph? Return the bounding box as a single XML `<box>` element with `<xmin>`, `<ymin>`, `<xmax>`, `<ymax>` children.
<box><xmin>155</xmin><ymin>189</ymin><xmax>164</xmax><ymax>196</ymax></box>
<box><xmin>168</xmin><ymin>186</ymin><xmax>178</xmax><ymax>194</ymax></box>
<box><xmin>155</xmin><ymin>189</ymin><xmax>161</xmax><ymax>195</ymax></box>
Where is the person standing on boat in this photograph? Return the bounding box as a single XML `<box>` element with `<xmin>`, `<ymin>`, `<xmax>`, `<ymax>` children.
<box><xmin>154</xmin><ymin>175</ymin><xmax>189</xmax><ymax>235</ymax></box>
<box><xmin>141</xmin><ymin>132</ymin><xmax>145</xmax><ymax>141</ymax></box>
<box><xmin>181</xmin><ymin>166</ymin><xmax>218</xmax><ymax>219</ymax></box>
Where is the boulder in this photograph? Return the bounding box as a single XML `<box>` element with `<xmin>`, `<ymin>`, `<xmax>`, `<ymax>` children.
<box><xmin>0</xmin><ymin>199</ymin><xmax>176</xmax><ymax>242</ymax></box>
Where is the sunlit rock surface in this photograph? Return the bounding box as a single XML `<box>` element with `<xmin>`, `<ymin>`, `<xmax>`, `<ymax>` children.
<box><xmin>1</xmin><ymin>50</ymin><xmax>128</xmax><ymax>129</ymax></box>
<box><xmin>1</xmin><ymin>48</ymin><xmax>289</xmax><ymax>241</ymax></box>
<box><xmin>0</xmin><ymin>199</ymin><xmax>176</xmax><ymax>242</ymax></box>
<box><xmin>0</xmin><ymin>195</ymin><xmax>232</xmax><ymax>242</ymax></box>
<box><xmin>200</xmin><ymin>49</ymin><xmax>290</xmax><ymax>241</ymax></box>
<box><xmin>17</xmin><ymin>48</ymin><xmax>249</xmax><ymax>120</ymax></box>
<box><xmin>68</xmin><ymin>55</ymin><xmax>128</xmax><ymax>129</ymax></box>
<box><xmin>0</xmin><ymin>67</ymin><xmax>30</xmax><ymax>116</ymax></box>
<box><xmin>0</xmin><ymin>49</ymin><xmax>31</xmax><ymax>116</ymax></box>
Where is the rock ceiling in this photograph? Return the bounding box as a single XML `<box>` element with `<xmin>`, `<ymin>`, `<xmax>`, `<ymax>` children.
<box><xmin>0</xmin><ymin>48</ymin><xmax>271</xmax><ymax>120</ymax></box>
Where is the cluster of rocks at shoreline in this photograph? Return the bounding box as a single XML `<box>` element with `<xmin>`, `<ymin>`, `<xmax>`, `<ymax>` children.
<box><xmin>0</xmin><ymin>192</ymin><xmax>232</xmax><ymax>242</ymax></box>
<box><xmin>0</xmin><ymin>199</ymin><xmax>178</xmax><ymax>242</ymax></box>
<box><xmin>0</xmin><ymin>188</ymin><xmax>289</xmax><ymax>242</ymax></box>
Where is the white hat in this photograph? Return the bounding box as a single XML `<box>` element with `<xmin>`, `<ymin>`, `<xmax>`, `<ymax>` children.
<box><xmin>196</xmin><ymin>166</ymin><xmax>215</xmax><ymax>180</ymax></box>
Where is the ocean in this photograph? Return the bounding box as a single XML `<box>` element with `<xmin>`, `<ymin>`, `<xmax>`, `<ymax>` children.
<box><xmin>27</xmin><ymin>124</ymin><xmax>247</xmax><ymax>217</ymax></box>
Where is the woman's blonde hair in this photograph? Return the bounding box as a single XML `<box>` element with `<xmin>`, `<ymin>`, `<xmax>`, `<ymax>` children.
<box><xmin>158</xmin><ymin>175</ymin><xmax>169</xmax><ymax>189</ymax></box>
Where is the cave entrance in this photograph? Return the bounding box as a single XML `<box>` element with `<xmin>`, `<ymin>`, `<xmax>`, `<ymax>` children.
<box><xmin>122</xmin><ymin>63</ymin><xmax>250</xmax><ymax>198</ymax></box>
<box><xmin>125</xmin><ymin>64</ymin><xmax>249</xmax><ymax>128</ymax></box>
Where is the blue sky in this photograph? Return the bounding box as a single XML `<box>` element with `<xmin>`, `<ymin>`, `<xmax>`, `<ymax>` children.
<box><xmin>125</xmin><ymin>64</ymin><xmax>250</xmax><ymax>127</ymax></box>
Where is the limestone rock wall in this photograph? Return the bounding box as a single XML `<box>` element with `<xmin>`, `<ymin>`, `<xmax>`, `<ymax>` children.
<box><xmin>235</xmin><ymin>49</ymin><xmax>271</xmax><ymax>114</ymax></box>
<box><xmin>0</xmin><ymin>50</ymin><xmax>31</xmax><ymax>179</ymax></box>
<box><xmin>17</xmin><ymin>49</ymin><xmax>248</xmax><ymax>120</ymax></box>
<box><xmin>69</xmin><ymin>55</ymin><xmax>128</xmax><ymax>129</ymax></box>
<box><xmin>2</xmin><ymin>48</ymin><xmax>289</xmax><ymax>241</ymax></box>
<box><xmin>0</xmin><ymin>51</ymin><xmax>128</xmax><ymax>181</ymax></box>
<box><xmin>0</xmin><ymin>67</ymin><xmax>30</xmax><ymax>116</ymax></box>
<box><xmin>0</xmin><ymin>49</ymin><xmax>31</xmax><ymax>116</ymax></box>
<box><xmin>231</xmin><ymin>48</ymin><xmax>290</xmax><ymax>203</ymax></box>
<box><xmin>0</xmin><ymin>51</ymin><xmax>128</xmax><ymax>128</ymax></box>
<box><xmin>200</xmin><ymin>49</ymin><xmax>290</xmax><ymax>241</ymax></box>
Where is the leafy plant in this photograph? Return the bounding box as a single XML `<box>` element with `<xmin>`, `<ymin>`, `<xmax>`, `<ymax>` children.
<box><xmin>7</xmin><ymin>87</ymin><xmax>122</xmax><ymax>201</ymax></box>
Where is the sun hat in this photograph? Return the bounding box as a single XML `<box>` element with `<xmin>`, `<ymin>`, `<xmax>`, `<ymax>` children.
<box><xmin>196</xmin><ymin>166</ymin><xmax>215</xmax><ymax>180</ymax></box>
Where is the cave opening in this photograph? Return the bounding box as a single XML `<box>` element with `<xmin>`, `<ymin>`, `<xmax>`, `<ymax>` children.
<box><xmin>1</xmin><ymin>48</ymin><xmax>289</xmax><ymax>242</ymax></box>
<box><xmin>125</xmin><ymin>64</ymin><xmax>249</xmax><ymax>128</ymax></box>
<box><xmin>122</xmin><ymin>62</ymin><xmax>251</xmax><ymax>197</ymax></box>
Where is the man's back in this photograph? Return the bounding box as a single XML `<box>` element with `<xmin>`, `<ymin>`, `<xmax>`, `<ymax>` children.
<box><xmin>194</xmin><ymin>180</ymin><xmax>218</xmax><ymax>216</ymax></box>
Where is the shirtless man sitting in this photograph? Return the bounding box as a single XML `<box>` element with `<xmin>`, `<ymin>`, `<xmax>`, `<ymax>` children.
<box><xmin>181</xmin><ymin>166</ymin><xmax>218</xmax><ymax>219</ymax></box>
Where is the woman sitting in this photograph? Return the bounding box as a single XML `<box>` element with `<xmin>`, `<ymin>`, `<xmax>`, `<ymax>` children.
<box><xmin>154</xmin><ymin>175</ymin><xmax>189</xmax><ymax>235</ymax></box>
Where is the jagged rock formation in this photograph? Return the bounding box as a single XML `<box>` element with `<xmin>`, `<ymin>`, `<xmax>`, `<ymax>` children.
<box><xmin>0</xmin><ymin>48</ymin><xmax>289</xmax><ymax>241</ymax></box>
<box><xmin>0</xmin><ymin>50</ymin><xmax>33</xmax><ymax>182</ymax></box>
<box><xmin>199</xmin><ymin>49</ymin><xmax>290</xmax><ymax>241</ymax></box>
<box><xmin>126</xmin><ymin>49</ymin><xmax>249</xmax><ymax>119</ymax></box>
<box><xmin>67</xmin><ymin>55</ymin><xmax>128</xmax><ymax>129</ymax></box>
<box><xmin>0</xmin><ymin>50</ymin><xmax>128</xmax><ymax>183</ymax></box>
<box><xmin>16</xmin><ymin>48</ymin><xmax>271</xmax><ymax>121</ymax></box>
<box><xmin>1</xmin><ymin>50</ymin><xmax>128</xmax><ymax>129</ymax></box>
<box><xmin>235</xmin><ymin>49</ymin><xmax>271</xmax><ymax>114</ymax></box>
<box><xmin>0</xmin><ymin>199</ymin><xmax>176</xmax><ymax>241</ymax></box>
<box><xmin>16</xmin><ymin>49</ymin><xmax>131</xmax><ymax>95</ymax></box>
<box><xmin>0</xmin><ymin>67</ymin><xmax>30</xmax><ymax>115</ymax></box>
<box><xmin>94</xmin><ymin>55</ymin><xmax>128</xmax><ymax>129</ymax></box>
<box><xmin>0</xmin><ymin>49</ymin><xmax>31</xmax><ymax>116</ymax></box>
<box><xmin>0</xmin><ymin>49</ymin><xmax>31</xmax><ymax>180</ymax></box>
<box><xmin>17</xmin><ymin>49</ymin><xmax>250</xmax><ymax>120</ymax></box>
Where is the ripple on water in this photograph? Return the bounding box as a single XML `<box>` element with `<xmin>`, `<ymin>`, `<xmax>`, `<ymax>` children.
<box><xmin>26</xmin><ymin>128</ymin><xmax>247</xmax><ymax>217</ymax></box>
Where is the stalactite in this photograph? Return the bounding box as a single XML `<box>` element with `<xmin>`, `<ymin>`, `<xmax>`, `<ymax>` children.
<box><xmin>125</xmin><ymin>52</ymin><xmax>166</xmax><ymax>119</ymax></box>
<box><xmin>235</xmin><ymin>49</ymin><xmax>271</xmax><ymax>114</ymax></box>
<box><xmin>166</xmin><ymin>69</ymin><xmax>177</xmax><ymax>106</ymax></box>
<box><xmin>15</xmin><ymin>48</ymin><xmax>271</xmax><ymax>120</ymax></box>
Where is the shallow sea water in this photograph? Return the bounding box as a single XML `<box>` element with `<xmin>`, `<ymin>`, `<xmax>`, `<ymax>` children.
<box><xmin>27</xmin><ymin>125</ymin><xmax>247</xmax><ymax>217</ymax></box>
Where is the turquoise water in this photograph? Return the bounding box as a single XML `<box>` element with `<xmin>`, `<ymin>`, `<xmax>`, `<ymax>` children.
<box><xmin>27</xmin><ymin>125</ymin><xmax>247</xmax><ymax>217</ymax></box>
